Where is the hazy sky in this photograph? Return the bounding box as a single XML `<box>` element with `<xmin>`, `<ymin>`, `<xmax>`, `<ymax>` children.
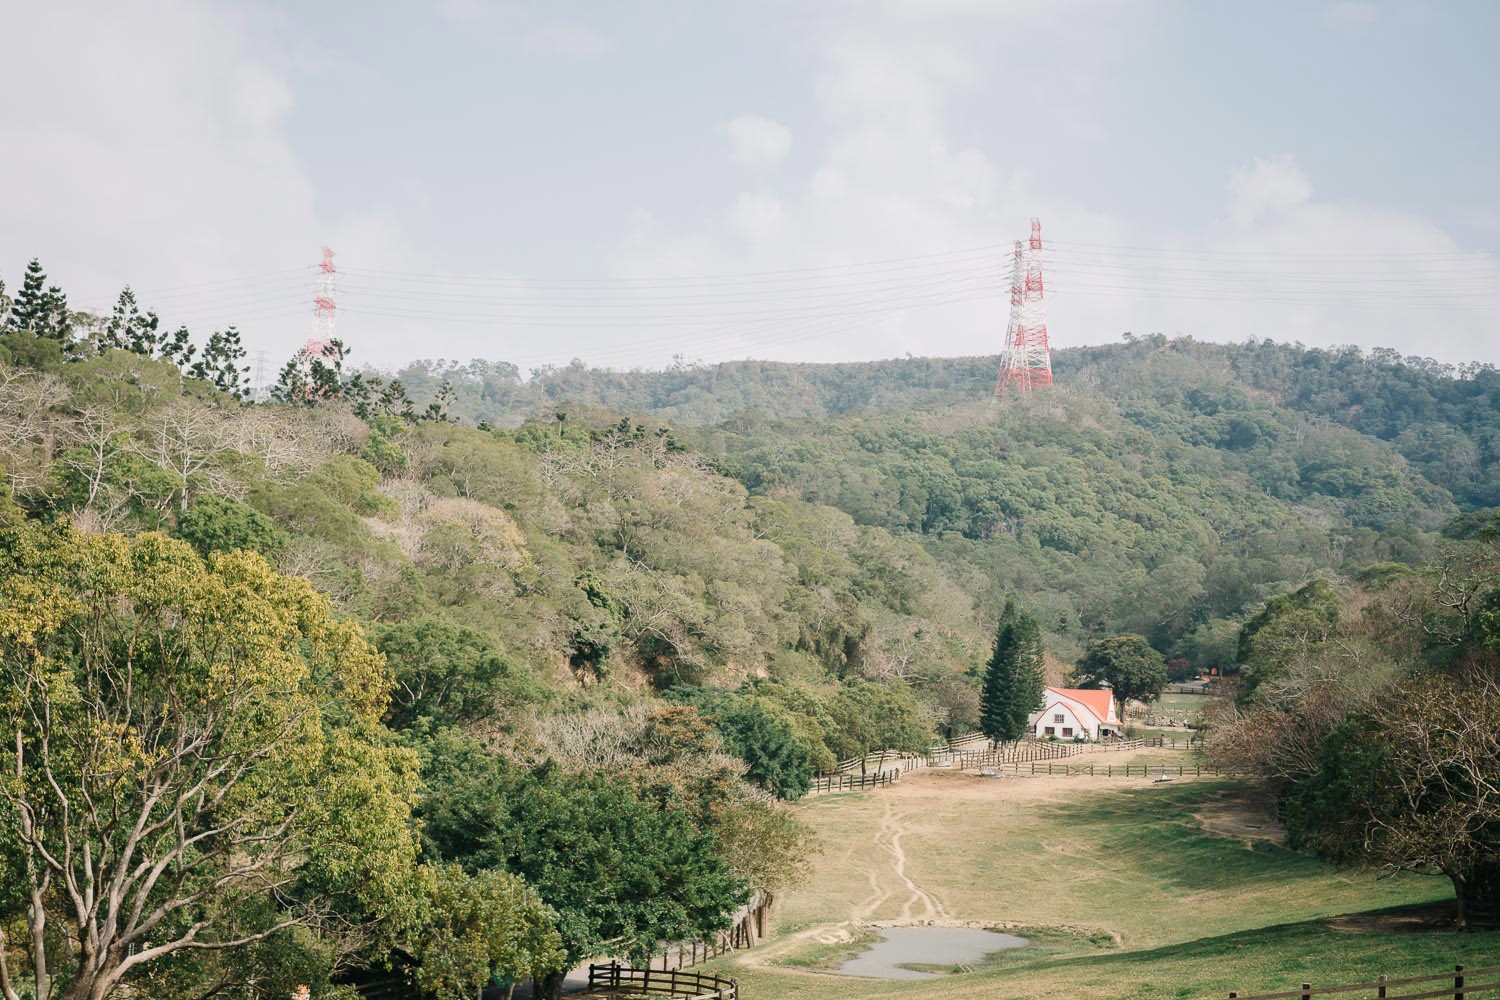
<box><xmin>3</xmin><ymin>0</ymin><xmax>1499</xmax><ymax>375</ymax></box>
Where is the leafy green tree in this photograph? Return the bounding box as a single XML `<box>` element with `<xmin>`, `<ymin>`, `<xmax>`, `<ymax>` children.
<box><xmin>159</xmin><ymin>324</ymin><xmax>196</xmax><ymax>370</ymax></box>
<box><xmin>408</xmin><ymin>864</ymin><xmax>564</xmax><ymax>1000</ymax></box>
<box><xmin>0</xmin><ymin>526</ymin><xmax>419</xmax><ymax>1000</ymax></box>
<box><xmin>1236</xmin><ymin>579</ymin><xmax>1341</xmax><ymax>702</ymax></box>
<box><xmin>1288</xmin><ymin>671</ymin><xmax>1500</xmax><ymax>929</ymax></box>
<box><xmin>980</xmin><ymin>598</ymin><xmax>1045</xmax><ymax>743</ymax></box>
<box><xmin>710</xmin><ymin>697</ymin><xmax>813</xmax><ymax>800</ymax></box>
<box><xmin>825</xmin><ymin>680</ymin><xmax>931</xmax><ymax>760</ymax></box>
<box><xmin>372</xmin><ymin>618</ymin><xmax>543</xmax><ymax>731</ymax></box>
<box><xmin>174</xmin><ymin>493</ymin><xmax>287</xmax><ymax>557</ymax></box>
<box><xmin>416</xmin><ymin>747</ymin><xmax>746</xmax><ymax>1000</ymax></box>
<box><xmin>1076</xmin><ymin>633</ymin><xmax>1168</xmax><ymax>721</ymax></box>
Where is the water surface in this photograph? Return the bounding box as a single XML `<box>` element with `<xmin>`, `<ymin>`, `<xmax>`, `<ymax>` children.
<box><xmin>833</xmin><ymin>926</ymin><xmax>1028</xmax><ymax>979</ymax></box>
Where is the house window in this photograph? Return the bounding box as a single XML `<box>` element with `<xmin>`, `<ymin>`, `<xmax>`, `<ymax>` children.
<box><xmin>1053</xmin><ymin>713</ymin><xmax>1065</xmax><ymax>723</ymax></box>
<box><xmin>1044</xmin><ymin>726</ymin><xmax>1055</xmax><ymax>736</ymax></box>
<box><xmin>1062</xmin><ymin>727</ymin><xmax>1074</xmax><ymax>738</ymax></box>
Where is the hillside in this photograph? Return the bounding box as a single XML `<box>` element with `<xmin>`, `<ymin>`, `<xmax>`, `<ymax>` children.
<box><xmin>3</xmin><ymin>263</ymin><xmax>1499</xmax><ymax>999</ymax></box>
<box><xmin>397</xmin><ymin>337</ymin><xmax>1495</xmax><ymax>663</ymax></box>
<box><xmin>394</xmin><ymin>337</ymin><xmax>1500</xmax><ymax>515</ymax></box>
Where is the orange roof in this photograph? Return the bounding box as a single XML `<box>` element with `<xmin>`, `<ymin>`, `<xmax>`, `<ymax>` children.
<box><xmin>1047</xmin><ymin>687</ymin><xmax>1116</xmax><ymax>724</ymax></box>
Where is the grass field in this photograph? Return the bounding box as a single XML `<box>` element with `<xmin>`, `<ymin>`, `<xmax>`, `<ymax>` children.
<box><xmin>1126</xmin><ymin>689</ymin><xmax>1213</xmax><ymax>737</ymax></box>
<box><xmin>705</xmin><ymin>762</ymin><xmax>1499</xmax><ymax>1000</ymax></box>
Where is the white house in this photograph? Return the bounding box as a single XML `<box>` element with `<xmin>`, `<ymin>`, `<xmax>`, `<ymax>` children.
<box><xmin>1028</xmin><ymin>686</ymin><xmax>1120</xmax><ymax>741</ymax></box>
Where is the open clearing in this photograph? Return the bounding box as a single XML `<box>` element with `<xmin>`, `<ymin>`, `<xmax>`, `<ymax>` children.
<box><xmin>708</xmin><ymin>761</ymin><xmax>1500</xmax><ymax>1000</ymax></box>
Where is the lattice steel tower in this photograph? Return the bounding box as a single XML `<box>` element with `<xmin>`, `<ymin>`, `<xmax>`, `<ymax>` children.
<box><xmin>994</xmin><ymin>219</ymin><xmax>1054</xmax><ymax>395</ymax></box>
<box><xmin>308</xmin><ymin>246</ymin><xmax>337</xmax><ymax>356</ymax></box>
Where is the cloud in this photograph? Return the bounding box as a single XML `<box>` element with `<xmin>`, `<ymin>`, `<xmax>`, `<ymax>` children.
<box><xmin>726</xmin><ymin>115</ymin><xmax>793</xmax><ymax>166</ymax></box>
<box><xmin>726</xmin><ymin>193</ymin><xmax>786</xmax><ymax>242</ymax></box>
<box><xmin>1227</xmin><ymin>156</ymin><xmax>1313</xmax><ymax>227</ymax></box>
<box><xmin>1327</xmin><ymin>1</ymin><xmax>1378</xmax><ymax>26</ymax></box>
<box><xmin>0</xmin><ymin>0</ymin><xmax>412</xmax><ymax>364</ymax></box>
<box><xmin>524</xmin><ymin>21</ymin><xmax>615</xmax><ymax>58</ymax></box>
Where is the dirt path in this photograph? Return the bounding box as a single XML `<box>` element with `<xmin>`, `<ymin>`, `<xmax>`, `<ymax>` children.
<box><xmin>741</xmin><ymin>763</ymin><xmax>1228</xmax><ymax>972</ymax></box>
<box><xmin>848</xmin><ymin>795</ymin><xmax>951</xmax><ymax>922</ymax></box>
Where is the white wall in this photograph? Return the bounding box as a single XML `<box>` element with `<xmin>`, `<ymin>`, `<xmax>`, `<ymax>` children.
<box><xmin>1029</xmin><ymin>700</ymin><xmax>1097</xmax><ymax>741</ymax></box>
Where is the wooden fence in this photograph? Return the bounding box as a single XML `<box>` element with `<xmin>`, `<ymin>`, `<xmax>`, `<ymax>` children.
<box><xmin>629</xmin><ymin>895</ymin><xmax>769</xmax><ymax>974</ymax></box>
<box><xmin>1011</xmin><ymin>761</ymin><xmax>1243</xmax><ymax>778</ymax></box>
<box><xmin>1142</xmin><ymin>734</ymin><xmax>1208</xmax><ymax>749</ymax></box>
<box><xmin>829</xmin><ymin>749</ymin><xmax>926</xmax><ymax>775</ymax></box>
<box><xmin>586</xmin><ymin>962</ymin><xmax>737</xmax><ymax>1000</ymax></box>
<box><xmin>806</xmin><ymin>771</ymin><xmax>898</xmax><ymax>795</ymax></box>
<box><xmin>1226</xmin><ymin>964</ymin><xmax>1499</xmax><ymax>1000</ymax></box>
<box><xmin>953</xmin><ymin>739</ymin><xmax>1087</xmax><ymax>770</ymax></box>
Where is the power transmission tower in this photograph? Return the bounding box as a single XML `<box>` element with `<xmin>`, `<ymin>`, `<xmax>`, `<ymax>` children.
<box><xmin>994</xmin><ymin>219</ymin><xmax>1054</xmax><ymax>396</ymax></box>
<box><xmin>252</xmin><ymin>349</ymin><xmax>269</xmax><ymax>402</ymax></box>
<box><xmin>311</xmin><ymin>246</ymin><xmax>337</xmax><ymax>351</ymax></box>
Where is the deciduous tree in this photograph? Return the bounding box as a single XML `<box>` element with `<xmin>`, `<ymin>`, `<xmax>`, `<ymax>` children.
<box><xmin>0</xmin><ymin>527</ymin><xmax>419</xmax><ymax>1000</ymax></box>
<box><xmin>1288</xmin><ymin>670</ymin><xmax>1500</xmax><ymax>929</ymax></box>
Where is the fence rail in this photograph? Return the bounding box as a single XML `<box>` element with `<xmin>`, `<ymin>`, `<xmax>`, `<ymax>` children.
<box><xmin>806</xmin><ymin>771</ymin><xmax>898</xmax><ymax>796</ymax></box>
<box><xmin>587</xmin><ymin>962</ymin><xmax>737</xmax><ymax>1000</ymax></box>
<box><xmin>1016</xmin><ymin>761</ymin><xmax>1243</xmax><ymax>777</ymax></box>
<box><xmin>1226</xmin><ymin>964</ymin><xmax>1500</xmax><ymax>1000</ymax></box>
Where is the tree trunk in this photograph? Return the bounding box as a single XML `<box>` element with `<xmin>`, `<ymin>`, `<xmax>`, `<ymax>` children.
<box><xmin>1454</xmin><ymin>861</ymin><xmax>1500</xmax><ymax>930</ymax></box>
<box><xmin>27</xmin><ymin>896</ymin><xmax>48</xmax><ymax>1000</ymax></box>
<box><xmin>540</xmin><ymin>970</ymin><xmax>565</xmax><ymax>1000</ymax></box>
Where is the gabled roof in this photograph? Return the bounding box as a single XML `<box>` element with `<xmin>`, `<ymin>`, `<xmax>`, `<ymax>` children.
<box><xmin>1046</xmin><ymin>686</ymin><xmax>1117</xmax><ymax>725</ymax></box>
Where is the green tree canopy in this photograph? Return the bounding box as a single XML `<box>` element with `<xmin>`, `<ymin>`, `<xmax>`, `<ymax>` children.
<box><xmin>0</xmin><ymin>526</ymin><xmax>419</xmax><ymax>1000</ymax></box>
<box><xmin>980</xmin><ymin>598</ymin><xmax>1045</xmax><ymax>743</ymax></box>
<box><xmin>1076</xmin><ymin>633</ymin><xmax>1168</xmax><ymax>720</ymax></box>
<box><xmin>372</xmin><ymin>618</ymin><xmax>543</xmax><ymax>731</ymax></box>
<box><xmin>416</xmin><ymin>744</ymin><xmax>748</xmax><ymax>999</ymax></box>
<box><xmin>174</xmin><ymin>493</ymin><xmax>287</xmax><ymax>558</ymax></box>
<box><xmin>1288</xmin><ymin>671</ymin><xmax>1500</xmax><ymax>929</ymax></box>
<box><xmin>406</xmin><ymin>863</ymin><xmax>564</xmax><ymax>1000</ymax></box>
<box><xmin>1236</xmin><ymin>578</ymin><xmax>1341</xmax><ymax>701</ymax></box>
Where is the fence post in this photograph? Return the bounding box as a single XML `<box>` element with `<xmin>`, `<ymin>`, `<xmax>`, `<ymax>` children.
<box><xmin>1455</xmin><ymin>964</ymin><xmax>1465</xmax><ymax>1000</ymax></box>
<box><xmin>1378</xmin><ymin>975</ymin><xmax>1387</xmax><ymax>999</ymax></box>
<box><xmin>1301</xmin><ymin>984</ymin><xmax>1312</xmax><ymax>1000</ymax></box>
<box><xmin>1229</xmin><ymin>993</ymin><xmax>1238</xmax><ymax>999</ymax></box>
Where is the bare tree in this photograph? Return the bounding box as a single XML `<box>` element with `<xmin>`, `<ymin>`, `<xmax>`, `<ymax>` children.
<box><xmin>0</xmin><ymin>368</ymin><xmax>67</xmax><ymax>495</ymax></box>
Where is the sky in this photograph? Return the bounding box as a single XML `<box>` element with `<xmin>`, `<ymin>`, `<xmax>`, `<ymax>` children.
<box><xmin>3</xmin><ymin>0</ymin><xmax>1499</xmax><ymax>378</ymax></box>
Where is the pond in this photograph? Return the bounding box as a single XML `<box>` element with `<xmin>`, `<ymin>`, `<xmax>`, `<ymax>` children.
<box><xmin>832</xmin><ymin>926</ymin><xmax>1029</xmax><ymax>979</ymax></box>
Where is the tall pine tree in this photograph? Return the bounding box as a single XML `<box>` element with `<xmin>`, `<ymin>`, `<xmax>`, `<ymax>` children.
<box><xmin>6</xmin><ymin>258</ymin><xmax>74</xmax><ymax>348</ymax></box>
<box><xmin>980</xmin><ymin>598</ymin><xmax>1046</xmax><ymax>744</ymax></box>
<box><xmin>190</xmin><ymin>326</ymin><xmax>250</xmax><ymax>399</ymax></box>
<box><xmin>100</xmin><ymin>286</ymin><xmax>158</xmax><ymax>354</ymax></box>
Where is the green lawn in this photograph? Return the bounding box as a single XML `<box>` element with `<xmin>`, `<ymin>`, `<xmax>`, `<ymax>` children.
<box><xmin>710</xmin><ymin>773</ymin><xmax>1494</xmax><ymax>1000</ymax></box>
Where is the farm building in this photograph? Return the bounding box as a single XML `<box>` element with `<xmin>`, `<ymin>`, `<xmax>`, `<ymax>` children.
<box><xmin>1028</xmin><ymin>686</ymin><xmax>1120</xmax><ymax>741</ymax></box>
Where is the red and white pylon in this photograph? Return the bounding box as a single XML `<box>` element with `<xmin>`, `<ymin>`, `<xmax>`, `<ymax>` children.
<box><xmin>994</xmin><ymin>219</ymin><xmax>1054</xmax><ymax>396</ymax></box>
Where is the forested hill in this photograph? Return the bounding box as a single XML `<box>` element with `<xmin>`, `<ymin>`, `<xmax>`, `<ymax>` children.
<box><xmin>398</xmin><ymin>336</ymin><xmax>1500</xmax><ymax>511</ymax></box>
<box><xmin>387</xmin><ymin>335</ymin><xmax>1500</xmax><ymax>665</ymax></box>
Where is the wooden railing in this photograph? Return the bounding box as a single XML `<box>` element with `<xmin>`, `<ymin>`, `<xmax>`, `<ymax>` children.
<box><xmin>1014</xmin><ymin>761</ymin><xmax>1243</xmax><ymax>777</ymax></box>
<box><xmin>806</xmin><ymin>771</ymin><xmax>897</xmax><ymax>795</ymax></box>
<box><xmin>1142</xmin><ymin>734</ymin><xmax>1208</xmax><ymax>749</ymax></box>
<box><xmin>829</xmin><ymin>749</ymin><xmax>926</xmax><ymax>775</ymax></box>
<box><xmin>587</xmin><ymin>962</ymin><xmax>737</xmax><ymax>1000</ymax></box>
<box><xmin>1227</xmin><ymin>964</ymin><xmax>1499</xmax><ymax>1000</ymax></box>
